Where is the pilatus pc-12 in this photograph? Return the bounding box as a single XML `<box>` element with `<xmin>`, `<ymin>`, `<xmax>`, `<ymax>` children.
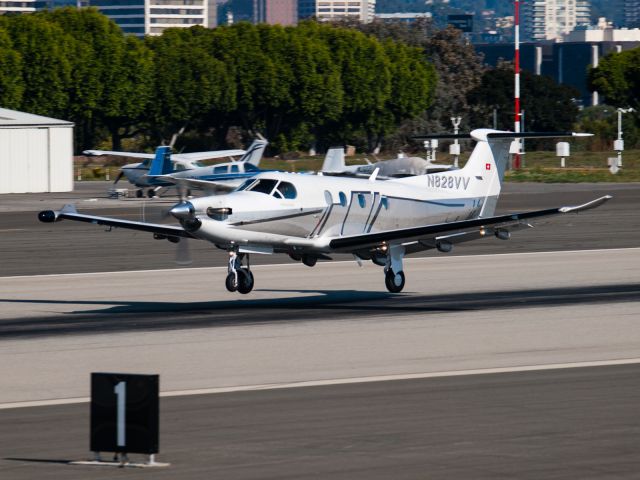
<box><xmin>40</xmin><ymin>130</ymin><xmax>610</xmax><ymax>294</ymax></box>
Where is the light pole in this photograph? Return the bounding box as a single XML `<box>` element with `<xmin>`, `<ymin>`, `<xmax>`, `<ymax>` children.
<box><xmin>615</xmin><ymin>107</ymin><xmax>635</xmax><ymax>167</ymax></box>
<box><xmin>450</xmin><ymin>116</ymin><xmax>461</xmax><ymax>168</ymax></box>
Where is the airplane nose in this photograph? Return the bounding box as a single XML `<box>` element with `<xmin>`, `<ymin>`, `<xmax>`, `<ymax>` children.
<box><xmin>170</xmin><ymin>201</ymin><xmax>195</xmax><ymax>220</ymax></box>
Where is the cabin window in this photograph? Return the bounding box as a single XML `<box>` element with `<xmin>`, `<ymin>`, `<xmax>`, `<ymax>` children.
<box><xmin>213</xmin><ymin>165</ymin><xmax>228</xmax><ymax>174</ymax></box>
<box><xmin>338</xmin><ymin>192</ymin><xmax>347</xmax><ymax>207</ymax></box>
<box><xmin>357</xmin><ymin>193</ymin><xmax>366</xmax><ymax>208</ymax></box>
<box><xmin>248</xmin><ymin>179</ymin><xmax>278</xmax><ymax>195</ymax></box>
<box><xmin>275</xmin><ymin>181</ymin><xmax>297</xmax><ymax>200</ymax></box>
<box><xmin>381</xmin><ymin>197</ymin><xmax>389</xmax><ymax>210</ymax></box>
<box><xmin>230</xmin><ymin>164</ymin><xmax>240</xmax><ymax>173</ymax></box>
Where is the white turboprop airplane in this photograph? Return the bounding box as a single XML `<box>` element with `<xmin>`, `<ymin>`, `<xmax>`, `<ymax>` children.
<box><xmin>40</xmin><ymin>129</ymin><xmax>610</xmax><ymax>294</ymax></box>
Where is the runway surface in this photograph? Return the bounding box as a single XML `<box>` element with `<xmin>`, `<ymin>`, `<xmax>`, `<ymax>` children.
<box><xmin>0</xmin><ymin>182</ymin><xmax>638</xmax><ymax>478</ymax></box>
<box><xmin>2</xmin><ymin>364</ymin><xmax>640</xmax><ymax>480</ymax></box>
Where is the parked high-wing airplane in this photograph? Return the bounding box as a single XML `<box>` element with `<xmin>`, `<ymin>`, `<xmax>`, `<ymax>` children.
<box><xmin>84</xmin><ymin>138</ymin><xmax>267</xmax><ymax>197</ymax></box>
<box><xmin>41</xmin><ymin>129</ymin><xmax>610</xmax><ymax>295</ymax></box>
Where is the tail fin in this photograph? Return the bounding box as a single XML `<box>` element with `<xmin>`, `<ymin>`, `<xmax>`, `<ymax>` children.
<box><xmin>239</xmin><ymin>138</ymin><xmax>268</xmax><ymax>166</ymax></box>
<box><xmin>148</xmin><ymin>146</ymin><xmax>173</xmax><ymax>176</ymax></box>
<box><xmin>321</xmin><ymin>147</ymin><xmax>346</xmax><ymax>173</ymax></box>
<box><xmin>395</xmin><ymin>129</ymin><xmax>592</xmax><ymax>217</ymax></box>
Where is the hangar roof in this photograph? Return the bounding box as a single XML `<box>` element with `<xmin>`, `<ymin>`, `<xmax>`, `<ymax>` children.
<box><xmin>0</xmin><ymin>108</ymin><xmax>74</xmax><ymax>128</ymax></box>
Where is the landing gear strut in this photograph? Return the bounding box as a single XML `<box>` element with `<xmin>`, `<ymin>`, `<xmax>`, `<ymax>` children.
<box><xmin>225</xmin><ymin>250</ymin><xmax>254</xmax><ymax>294</ymax></box>
<box><xmin>384</xmin><ymin>245</ymin><xmax>406</xmax><ymax>293</ymax></box>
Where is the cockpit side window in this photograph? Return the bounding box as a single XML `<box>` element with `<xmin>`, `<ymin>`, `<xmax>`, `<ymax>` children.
<box><xmin>248</xmin><ymin>179</ymin><xmax>278</xmax><ymax>194</ymax></box>
<box><xmin>173</xmin><ymin>163</ymin><xmax>186</xmax><ymax>171</ymax></box>
<box><xmin>230</xmin><ymin>164</ymin><xmax>240</xmax><ymax>173</ymax></box>
<box><xmin>213</xmin><ymin>165</ymin><xmax>228</xmax><ymax>174</ymax></box>
<box><xmin>275</xmin><ymin>181</ymin><xmax>297</xmax><ymax>200</ymax></box>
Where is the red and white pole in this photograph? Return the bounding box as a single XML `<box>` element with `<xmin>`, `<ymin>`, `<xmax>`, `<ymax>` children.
<box><xmin>514</xmin><ymin>0</ymin><xmax>521</xmax><ymax>169</ymax></box>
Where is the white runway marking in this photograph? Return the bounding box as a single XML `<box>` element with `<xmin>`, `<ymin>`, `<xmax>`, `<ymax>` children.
<box><xmin>2</xmin><ymin>357</ymin><xmax>640</xmax><ymax>410</ymax></box>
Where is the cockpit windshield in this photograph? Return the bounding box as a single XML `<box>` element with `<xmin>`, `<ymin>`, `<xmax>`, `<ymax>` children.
<box><xmin>248</xmin><ymin>179</ymin><xmax>278</xmax><ymax>194</ymax></box>
<box><xmin>235</xmin><ymin>178</ymin><xmax>297</xmax><ymax>200</ymax></box>
<box><xmin>235</xmin><ymin>179</ymin><xmax>257</xmax><ymax>191</ymax></box>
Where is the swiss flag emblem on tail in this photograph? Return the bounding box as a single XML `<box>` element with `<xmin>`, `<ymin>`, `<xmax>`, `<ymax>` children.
<box><xmin>485</xmin><ymin>163</ymin><xmax>491</xmax><ymax>170</ymax></box>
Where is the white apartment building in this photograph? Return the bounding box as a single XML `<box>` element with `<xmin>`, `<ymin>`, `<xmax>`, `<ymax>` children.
<box><xmin>89</xmin><ymin>0</ymin><xmax>209</xmax><ymax>36</ymax></box>
<box><xmin>314</xmin><ymin>0</ymin><xmax>376</xmax><ymax>24</ymax></box>
<box><xmin>0</xmin><ymin>0</ymin><xmax>38</xmax><ymax>14</ymax></box>
<box><xmin>522</xmin><ymin>0</ymin><xmax>591</xmax><ymax>41</ymax></box>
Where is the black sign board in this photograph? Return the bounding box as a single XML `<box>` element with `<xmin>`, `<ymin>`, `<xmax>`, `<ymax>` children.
<box><xmin>90</xmin><ymin>373</ymin><xmax>159</xmax><ymax>454</ymax></box>
<box><xmin>448</xmin><ymin>14</ymin><xmax>473</xmax><ymax>33</ymax></box>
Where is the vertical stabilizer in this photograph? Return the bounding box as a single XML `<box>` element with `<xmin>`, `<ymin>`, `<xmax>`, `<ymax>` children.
<box><xmin>148</xmin><ymin>146</ymin><xmax>173</xmax><ymax>176</ymax></box>
<box><xmin>321</xmin><ymin>147</ymin><xmax>346</xmax><ymax>173</ymax></box>
<box><xmin>240</xmin><ymin>139</ymin><xmax>268</xmax><ymax>166</ymax></box>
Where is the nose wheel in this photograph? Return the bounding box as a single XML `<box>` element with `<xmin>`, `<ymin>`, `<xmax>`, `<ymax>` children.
<box><xmin>226</xmin><ymin>251</ymin><xmax>254</xmax><ymax>294</ymax></box>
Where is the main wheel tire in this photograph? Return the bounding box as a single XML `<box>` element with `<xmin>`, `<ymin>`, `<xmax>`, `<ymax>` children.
<box><xmin>384</xmin><ymin>270</ymin><xmax>405</xmax><ymax>293</ymax></box>
<box><xmin>147</xmin><ymin>189</ymin><xmax>155</xmax><ymax>198</ymax></box>
<box><xmin>237</xmin><ymin>268</ymin><xmax>254</xmax><ymax>294</ymax></box>
<box><xmin>225</xmin><ymin>272</ymin><xmax>238</xmax><ymax>292</ymax></box>
<box><xmin>302</xmin><ymin>255</ymin><xmax>317</xmax><ymax>267</ymax></box>
<box><xmin>135</xmin><ymin>189</ymin><xmax>143</xmax><ymax>198</ymax></box>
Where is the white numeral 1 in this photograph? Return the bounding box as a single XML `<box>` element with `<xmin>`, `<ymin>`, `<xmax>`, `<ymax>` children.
<box><xmin>114</xmin><ymin>381</ymin><xmax>126</xmax><ymax>447</ymax></box>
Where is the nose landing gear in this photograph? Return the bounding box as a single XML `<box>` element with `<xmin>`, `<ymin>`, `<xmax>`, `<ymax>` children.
<box><xmin>225</xmin><ymin>251</ymin><xmax>254</xmax><ymax>294</ymax></box>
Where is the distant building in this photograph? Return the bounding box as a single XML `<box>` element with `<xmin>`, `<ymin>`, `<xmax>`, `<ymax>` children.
<box><xmin>522</xmin><ymin>0</ymin><xmax>591</xmax><ymax>41</ymax></box>
<box><xmin>374</xmin><ymin>12</ymin><xmax>431</xmax><ymax>24</ymax></box>
<box><xmin>475</xmin><ymin>25</ymin><xmax>640</xmax><ymax>107</ymax></box>
<box><xmin>0</xmin><ymin>0</ymin><xmax>37</xmax><ymax>14</ymax></box>
<box><xmin>89</xmin><ymin>0</ymin><xmax>208</xmax><ymax>36</ymax></box>
<box><xmin>254</xmin><ymin>0</ymin><xmax>297</xmax><ymax>25</ymax></box>
<box><xmin>626</xmin><ymin>0</ymin><xmax>640</xmax><ymax>27</ymax></box>
<box><xmin>300</xmin><ymin>0</ymin><xmax>375</xmax><ymax>23</ymax></box>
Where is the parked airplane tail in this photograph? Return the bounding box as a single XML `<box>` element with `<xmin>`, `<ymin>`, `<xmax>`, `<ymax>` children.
<box><xmin>147</xmin><ymin>146</ymin><xmax>174</xmax><ymax>176</ymax></box>
<box><xmin>239</xmin><ymin>138</ymin><xmax>268</xmax><ymax>166</ymax></box>
<box><xmin>320</xmin><ymin>147</ymin><xmax>346</xmax><ymax>173</ymax></box>
<box><xmin>398</xmin><ymin>129</ymin><xmax>591</xmax><ymax>216</ymax></box>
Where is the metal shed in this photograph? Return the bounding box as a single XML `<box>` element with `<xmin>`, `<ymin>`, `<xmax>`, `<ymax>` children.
<box><xmin>0</xmin><ymin>108</ymin><xmax>74</xmax><ymax>193</ymax></box>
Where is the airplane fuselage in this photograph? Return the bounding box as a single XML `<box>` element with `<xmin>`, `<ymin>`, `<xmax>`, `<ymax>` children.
<box><xmin>181</xmin><ymin>171</ymin><xmax>485</xmax><ymax>253</ymax></box>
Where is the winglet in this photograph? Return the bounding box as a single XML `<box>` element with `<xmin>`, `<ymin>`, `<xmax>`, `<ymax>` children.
<box><xmin>368</xmin><ymin>167</ymin><xmax>380</xmax><ymax>182</ymax></box>
<box><xmin>559</xmin><ymin>195</ymin><xmax>612</xmax><ymax>213</ymax></box>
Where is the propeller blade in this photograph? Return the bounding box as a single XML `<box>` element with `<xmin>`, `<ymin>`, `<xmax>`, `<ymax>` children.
<box><xmin>113</xmin><ymin>170</ymin><xmax>125</xmax><ymax>184</ymax></box>
<box><xmin>175</xmin><ymin>238</ymin><xmax>192</xmax><ymax>266</ymax></box>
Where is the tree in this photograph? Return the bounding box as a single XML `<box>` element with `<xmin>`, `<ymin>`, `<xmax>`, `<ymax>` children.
<box><xmin>467</xmin><ymin>63</ymin><xmax>580</xmax><ymax>133</ymax></box>
<box><xmin>2</xmin><ymin>13</ymin><xmax>72</xmax><ymax>118</ymax></box>
<box><xmin>0</xmin><ymin>25</ymin><xmax>24</xmax><ymax>110</ymax></box>
<box><xmin>45</xmin><ymin>7</ymin><xmax>134</xmax><ymax>150</ymax></box>
<box><xmin>589</xmin><ymin>47</ymin><xmax>640</xmax><ymax>111</ymax></box>
<box><xmin>146</xmin><ymin>27</ymin><xmax>235</xmax><ymax>147</ymax></box>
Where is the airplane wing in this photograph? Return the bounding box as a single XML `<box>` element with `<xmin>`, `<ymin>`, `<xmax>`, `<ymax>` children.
<box><xmin>172</xmin><ymin>150</ymin><xmax>246</xmax><ymax>162</ymax></box>
<box><xmin>83</xmin><ymin>150</ymin><xmax>155</xmax><ymax>159</ymax></box>
<box><xmin>328</xmin><ymin>196</ymin><xmax>612</xmax><ymax>252</ymax></box>
<box><xmin>155</xmin><ymin>176</ymin><xmax>241</xmax><ymax>193</ymax></box>
<box><xmin>38</xmin><ymin>205</ymin><xmax>195</xmax><ymax>239</ymax></box>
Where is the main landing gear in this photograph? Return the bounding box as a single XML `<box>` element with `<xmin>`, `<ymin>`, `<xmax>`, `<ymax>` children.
<box><xmin>383</xmin><ymin>244</ymin><xmax>406</xmax><ymax>293</ymax></box>
<box><xmin>225</xmin><ymin>251</ymin><xmax>254</xmax><ymax>294</ymax></box>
